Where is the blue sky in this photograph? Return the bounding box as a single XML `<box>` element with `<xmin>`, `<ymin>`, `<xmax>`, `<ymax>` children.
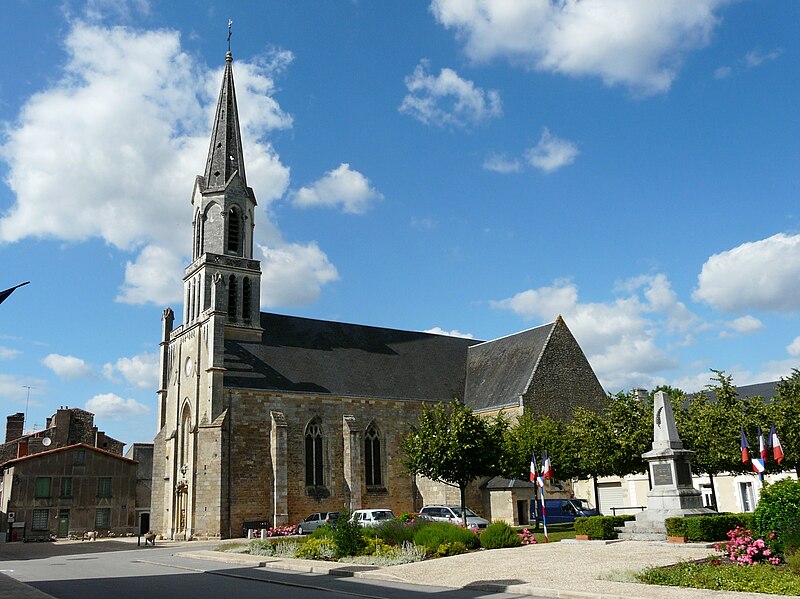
<box><xmin>1</xmin><ymin>0</ymin><xmax>798</xmax><ymax>446</ymax></box>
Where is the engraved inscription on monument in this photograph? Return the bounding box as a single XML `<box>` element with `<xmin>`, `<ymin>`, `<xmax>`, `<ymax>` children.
<box><xmin>652</xmin><ymin>463</ymin><xmax>673</xmax><ymax>486</ymax></box>
<box><xmin>676</xmin><ymin>461</ymin><xmax>692</xmax><ymax>486</ymax></box>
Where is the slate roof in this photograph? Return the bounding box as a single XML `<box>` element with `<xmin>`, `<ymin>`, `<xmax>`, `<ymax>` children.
<box><xmin>224</xmin><ymin>312</ymin><xmax>480</xmax><ymax>401</ymax></box>
<box><xmin>701</xmin><ymin>380</ymin><xmax>779</xmax><ymax>402</ymax></box>
<box><xmin>463</xmin><ymin>323</ymin><xmax>555</xmax><ymax>411</ymax></box>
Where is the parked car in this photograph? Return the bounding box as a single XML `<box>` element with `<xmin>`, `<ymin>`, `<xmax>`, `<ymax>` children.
<box><xmin>350</xmin><ymin>508</ymin><xmax>395</xmax><ymax>527</ymax></box>
<box><xmin>530</xmin><ymin>498</ymin><xmax>599</xmax><ymax>523</ymax></box>
<box><xmin>418</xmin><ymin>505</ymin><xmax>489</xmax><ymax>529</ymax></box>
<box><xmin>296</xmin><ymin>511</ymin><xmax>339</xmax><ymax>535</ymax></box>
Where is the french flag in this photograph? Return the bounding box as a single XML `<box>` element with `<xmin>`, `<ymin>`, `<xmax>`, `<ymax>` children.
<box><xmin>758</xmin><ymin>426</ymin><xmax>768</xmax><ymax>463</ymax></box>
<box><xmin>740</xmin><ymin>428</ymin><xmax>750</xmax><ymax>463</ymax></box>
<box><xmin>541</xmin><ymin>451</ymin><xmax>553</xmax><ymax>480</ymax></box>
<box><xmin>751</xmin><ymin>457</ymin><xmax>766</xmax><ymax>475</ymax></box>
<box><xmin>769</xmin><ymin>424</ymin><xmax>785</xmax><ymax>464</ymax></box>
<box><xmin>529</xmin><ymin>450</ymin><xmax>539</xmax><ymax>484</ymax></box>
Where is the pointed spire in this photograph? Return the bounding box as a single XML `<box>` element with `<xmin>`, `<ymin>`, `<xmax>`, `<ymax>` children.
<box><xmin>203</xmin><ymin>50</ymin><xmax>247</xmax><ymax>189</ymax></box>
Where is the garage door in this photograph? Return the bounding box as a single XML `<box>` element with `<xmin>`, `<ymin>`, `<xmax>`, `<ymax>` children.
<box><xmin>596</xmin><ymin>482</ymin><xmax>625</xmax><ymax>515</ymax></box>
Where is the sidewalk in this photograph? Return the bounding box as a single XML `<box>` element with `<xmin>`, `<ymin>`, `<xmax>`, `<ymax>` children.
<box><xmin>182</xmin><ymin>540</ymin><xmax>780</xmax><ymax>599</ymax></box>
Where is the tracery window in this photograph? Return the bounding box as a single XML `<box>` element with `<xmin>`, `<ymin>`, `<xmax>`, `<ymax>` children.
<box><xmin>305</xmin><ymin>419</ymin><xmax>324</xmax><ymax>487</ymax></box>
<box><xmin>227</xmin><ymin>275</ymin><xmax>237</xmax><ymax>320</ymax></box>
<box><xmin>227</xmin><ymin>207</ymin><xmax>241</xmax><ymax>254</ymax></box>
<box><xmin>242</xmin><ymin>278</ymin><xmax>251</xmax><ymax>323</ymax></box>
<box><xmin>364</xmin><ymin>424</ymin><xmax>382</xmax><ymax>486</ymax></box>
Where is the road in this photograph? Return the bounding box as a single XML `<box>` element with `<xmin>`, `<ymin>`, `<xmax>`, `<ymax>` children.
<box><xmin>0</xmin><ymin>539</ymin><xmax>527</xmax><ymax>598</ymax></box>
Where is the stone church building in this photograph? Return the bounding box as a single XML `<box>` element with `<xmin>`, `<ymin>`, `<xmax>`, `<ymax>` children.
<box><xmin>151</xmin><ymin>50</ymin><xmax>607</xmax><ymax>540</ymax></box>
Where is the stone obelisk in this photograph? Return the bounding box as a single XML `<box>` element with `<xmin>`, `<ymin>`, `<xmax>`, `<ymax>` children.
<box><xmin>632</xmin><ymin>390</ymin><xmax>714</xmax><ymax>537</ymax></box>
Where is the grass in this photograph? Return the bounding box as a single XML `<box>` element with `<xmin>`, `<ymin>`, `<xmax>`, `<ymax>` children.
<box><xmin>637</xmin><ymin>560</ymin><xmax>800</xmax><ymax>596</ymax></box>
<box><xmin>513</xmin><ymin>522</ymin><xmax>576</xmax><ymax>543</ymax></box>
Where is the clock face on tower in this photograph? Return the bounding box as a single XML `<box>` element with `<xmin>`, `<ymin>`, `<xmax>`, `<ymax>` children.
<box><xmin>185</xmin><ymin>357</ymin><xmax>193</xmax><ymax>377</ymax></box>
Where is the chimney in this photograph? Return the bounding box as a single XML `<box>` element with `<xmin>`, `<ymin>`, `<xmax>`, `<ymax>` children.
<box><xmin>632</xmin><ymin>388</ymin><xmax>649</xmax><ymax>402</ymax></box>
<box><xmin>95</xmin><ymin>430</ymin><xmax>107</xmax><ymax>449</ymax></box>
<box><xmin>6</xmin><ymin>412</ymin><xmax>24</xmax><ymax>442</ymax></box>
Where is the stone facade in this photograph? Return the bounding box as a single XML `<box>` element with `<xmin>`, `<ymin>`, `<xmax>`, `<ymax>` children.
<box><xmin>151</xmin><ymin>51</ymin><xmax>607</xmax><ymax>540</ymax></box>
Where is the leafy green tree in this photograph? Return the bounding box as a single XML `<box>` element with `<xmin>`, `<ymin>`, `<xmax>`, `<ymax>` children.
<box><xmin>500</xmin><ymin>412</ymin><xmax>578</xmax><ymax>482</ymax></box>
<box><xmin>772</xmin><ymin>370</ymin><xmax>800</xmax><ymax>477</ymax></box>
<box><xmin>402</xmin><ymin>401</ymin><xmax>506</xmax><ymax>526</ymax></box>
<box><xmin>567</xmin><ymin>406</ymin><xmax>615</xmax><ymax>512</ymax></box>
<box><xmin>604</xmin><ymin>391</ymin><xmax>652</xmax><ymax>477</ymax></box>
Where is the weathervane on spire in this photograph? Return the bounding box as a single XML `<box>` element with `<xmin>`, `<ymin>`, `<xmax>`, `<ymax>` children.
<box><xmin>227</xmin><ymin>19</ymin><xmax>233</xmax><ymax>52</ymax></box>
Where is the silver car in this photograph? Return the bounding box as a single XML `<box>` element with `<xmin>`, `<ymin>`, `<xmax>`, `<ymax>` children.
<box><xmin>418</xmin><ymin>505</ymin><xmax>489</xmax><ymax>529</ymax></box>
<box><xmin>296</xmin><ymin>511</ymin><xmax>339</xmax><ymax>535</ymax></box>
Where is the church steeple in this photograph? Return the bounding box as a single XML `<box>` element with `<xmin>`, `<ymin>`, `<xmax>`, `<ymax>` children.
<box><xmin>203</xmin><ymin>51</ymin><xmax>247</xmax><ymax>190</ymax></box>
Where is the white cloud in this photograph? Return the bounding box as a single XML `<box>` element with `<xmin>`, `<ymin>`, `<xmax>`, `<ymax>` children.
<box><xmin>399</xmin><ymin>60</ymin><xmax>502</xmax><ymax>127</ymax></box>
<box><xmin>0</xmin><ymin>374</ymin><xmax>46</xmax><ymax>404</ymax></box>
<box><xmin>745</xmin><ymin>48</ymin><xmax>782</xmax><ymax>68</ymax></box>
<box><xmin>720</xmin><ymin>315</ymin><xmax>763</xmax><ymax>338</ymax></box>
<box><xmin>0</xmin><ymin>23</ymin><xmax>292</xmax><ymax>306</ymax></box>
<box><xmin>714</xmin><ymin>65</ymin><xmax>732</xmax><ymax>79</ymax></box>
<box><xmin>258</xmin><ymin>242</ymin><xmax>340</xmax><ymax>307</ymax></box>
<box><xmin>694</xmin><ymin>234</ymin><xmax>800</xmax><ymax>312</ymax></box>
<box><xmin>103</xmin><ymin>352</ymin><xmax>159</xmax><ymax>390</ymax></box>
<box><xmin>0</xmin><ymin>346</ymin><xmax>21</xmax><ymax>360</ymax></box>
<box><xmin>431</xmin><ymin>0</ymin><xmax>730</xmax><ymax>95</ymax></box>
<box><xmin>424</xmin><ymin>327</ymin><xmax>475</xmax><ymax>339</ymax></box>
<box><xmin>490</xmin><ymin>274</ymin><xmax>702</xmax><ymax>390</ymax></box>
<box><xmin>524</xmin><ymin>128</ymin><xmax>579</xmax><ymax>172</ymax></box>
<box><xmin>787</xmin><ymin>337</ymin><xmax>800</xmax><ymax>357</ymax></box>
<box><xmin>482</xmin><ymin>153</ymin><xmax>522</xmax><ymax>174</ymax></box>
<box><xmin>42</xmin><ymin>354</ymin><xmax>93</xmax><ymax>380</ymax></box>
<box><xmin>85</xmin><ymin>392</ymin><xmax>149</xmax><ymax>420</ymax></box>
<box><xmin>291</xmin><ymin>163</ymin><xmax>383</xmax><ymax>214</ymax></box>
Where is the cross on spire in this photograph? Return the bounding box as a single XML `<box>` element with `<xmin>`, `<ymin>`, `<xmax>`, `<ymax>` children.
<box><xmin>227</xmin><ymin>19</ymin><xmax>233</xmax><ymax>52</ymax></box>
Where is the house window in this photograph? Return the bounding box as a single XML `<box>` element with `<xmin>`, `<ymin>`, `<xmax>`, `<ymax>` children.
<box><xmin>97</xmin><ymin>477</ymin><xmax>112</xmax><ymax>498</ymax></box>
<box><xmin>95</xmin><ymin>508</ymin><xmax>111</xmax><ymax>529</ymax></box>
<box><xmin>74</xmin><ymin>449</ymin><xmax>86</xmax><ymax>465</ymax></box>
<box><xmin>305</xmin><ymin>420</ymin><xmax>324</xmax><ymax>487</ymax></box>
<box><xmin>364</xmin><ymin>424</ymin><xmax>382</xmax><ymax>487</ymax></box>
<box><xmin>32</xmin><ymin>509</ymin><xmax>49</xmax><ymax>530</ymax></box>
<box><xmin>60</xmin><ymin>477</ymin><xmax>73</xmax><ymax>498</ymax></box>
<box><xmin>35</xmin><ymin>477</ymin><xmax>52</xmax><ymax>498</ymax></box>
<box><xmin>227</xmin><ymin>275</ymin><xmax>237</xmax><ymax>320</ymax></box>
<box><xmin>740</xmin><ymin>481</ymin><xmax>755</xmax><ymax>512</ymax></box>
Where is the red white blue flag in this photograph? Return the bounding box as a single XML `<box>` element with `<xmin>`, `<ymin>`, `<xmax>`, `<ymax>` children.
<box><xmin>541</xmin><ymin>451</ymin><xmax>553</xmax><ymax>480</ymax></box>
<box><xmin>740</xmin><ymin>428</ymin><xmax>750</xmax><ymax>463</ymax></box>
<box><xmin>758</xmin><ymin>426</ymin><xmax>768</xmax><ymax>463</ymax></box>
<box><xmin>769</xmin><ymin>424</ymin><xmax>784</xmax><ymax>464</ymax></box>
<box><xmin>751</xmin><ymin>456</ymin><xmax>766</xmax><ymax>475</ymax></box>
<box><xmin>529</xmin><ymin>450</ymin><xmax>539</xmax><ymax>484</ymax></box>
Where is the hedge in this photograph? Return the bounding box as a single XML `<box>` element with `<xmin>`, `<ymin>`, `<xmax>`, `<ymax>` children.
<box><xmin>664</xmin><ymin>513</ymin><xmax>753</xmax><ymax>541</ymax></box>
<box><xmin>574</xmin><ymin>515</ymin><xmax>634</xmax><ymax>540</ymax></box>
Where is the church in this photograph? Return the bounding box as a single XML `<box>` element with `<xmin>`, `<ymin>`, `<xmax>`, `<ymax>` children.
<box><xmin>150</xmin><ymin>50</ymin><xmax>607</xmax><ymax>540</ymax></box>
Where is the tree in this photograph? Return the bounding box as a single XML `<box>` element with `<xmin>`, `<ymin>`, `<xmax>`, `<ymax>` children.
<box><xmin>500</xmin><ymin>412</ymin><xmax>578</xmax><ymax>482</ymax></box>
<box><xmin>772</xmin><ymin>369</ymin><xmax>800</xmax><ymax>477</ymax></box>
<box><xmin>402</xmin><ymin>401</ymin><xmax>506</xmax><ymax>526</ymax></box>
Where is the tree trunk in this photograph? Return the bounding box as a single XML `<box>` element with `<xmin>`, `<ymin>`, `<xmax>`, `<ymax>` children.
<box><xmin>593</xmin><ymin>475</ymin><xmax>601</xmax><ymax>514</ymax></box>
<box><xmin>460</xmin><ymin>483</ymin><xmax>468</xmax><ymax>528</ymax></box>
<box><xmin>646</xmin><ymin>465</ymin><xmax>652</xmax><ymax>491</ymax></box>
<box><xmin>709</xmin><ymin>472</ymin><xmax>718</xmax><ymax>511</ymax></box>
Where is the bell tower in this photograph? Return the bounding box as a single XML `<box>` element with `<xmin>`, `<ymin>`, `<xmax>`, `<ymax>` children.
<box><xmin>184</xmin><ymin>50</ymin><xmax>261</xmax><ymax>332</ymax></box>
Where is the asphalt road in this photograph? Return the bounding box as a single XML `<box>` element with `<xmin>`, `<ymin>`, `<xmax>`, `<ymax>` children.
<box><xmin>0</xmin><ymin>540</ymin><xmax>527</xmax><ymax>599</ymax></box>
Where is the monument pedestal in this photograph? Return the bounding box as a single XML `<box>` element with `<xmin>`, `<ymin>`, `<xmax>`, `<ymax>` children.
<box><xmin>622</xmin><ymin>392</ymin><xmax>714</xmax><ymax>540</ymax></box>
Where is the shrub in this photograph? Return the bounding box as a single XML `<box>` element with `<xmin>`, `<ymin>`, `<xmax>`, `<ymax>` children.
<box><xmin>330</xmin><ymin>511</ymin><xmax>366</xmax><ymax>558</ymax></box>
<box><xmin>480</xmin><ymin>521</ymin><xmax>522</xmax><ymax>549</ymax></box>
<box><xmin>637</xmin><ymin>561</ymin><xmax>800</xmax><ymax>595</ymax></box>
<box><xmin>665</xmin><ymin>514</ymin><xmax>753</xmax><ymax>541</ymax></box>
<box><xmin>397</xmin><ymin>512</ymin><xmax>415</xmax><ymax>523</ymax></box>
<box><xmin>413</xmin><ymin>521</ymin><xmax>478</xmax><ymax>552</ymax></box>
<box><xmin>574</xmin><ymin>515</ymin><xmax>632</xmax><ymax>540</ymax></box>
<box><xmin>664</xmin><ymin>517</ymin><xmax>686</xmax><ymax>538</ymax></box>
<box><xmin>374</xmin><ymin>518</ymin><xmax>422</xmax><ymax>546</ymax></box>
<box><xmin>310</xmin><ymin>524</ymin><xmax>334</xmax><ymax>539</ymax></box>
<box><xmin>339</xmin><ymin>541</ymin><xmax>427</xmax><ymax>566</ymax></box>
<box><xmin>434</xmin><ymin>541</ymin><xmax>467</xmax><ymax>557</ymax></box>
<box><xmin>248</xmin><ymin>539</ymin><xmax>299</xmax><ymax>557</ymax></box>
<box><xmin>294</xmin><ymin>537</ymin><xmax>336</xmax><ymax>560</ymax></box>
<box><xmin>715</xmin><ymin>526</ymin><xmax>779</xmax><ymax>565</ymax></box>
<box><xmin>754</xmin><ymin>478</ymin><xmax>800</xmax><ymax>554</ymax></box>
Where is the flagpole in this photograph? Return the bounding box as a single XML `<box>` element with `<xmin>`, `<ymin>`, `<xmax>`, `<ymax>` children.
<box><xmin>539</xmin><ymin>481</ymin><xmax>549</xmax><ymax>543</ymax></box>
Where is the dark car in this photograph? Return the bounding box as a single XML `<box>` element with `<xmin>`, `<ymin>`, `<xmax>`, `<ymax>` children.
<box><xmin>531</xmin><ymin>499</ymin><xmax>599</xmax><ymax>523</ymax></box>
<box><xmin>297</xmin><ymin>512</ymin><xmax>339</xmax><ymax>535</ymax></box>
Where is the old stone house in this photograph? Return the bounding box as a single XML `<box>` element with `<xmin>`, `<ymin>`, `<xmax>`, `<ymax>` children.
<box><xmin>1</xmin><ymin>444</ymin><xmax>138</xmax><ymax>541</ymax></box>
<box><xmin>151</xmin><ymin>50</ymin><xmax>607</xmax><ymax>540</ymax></box>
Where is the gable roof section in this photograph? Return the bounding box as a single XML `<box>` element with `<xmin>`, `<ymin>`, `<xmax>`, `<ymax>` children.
<box><xmin>464</xmin><ymin>322</ymin><xmax>555</xmax><ymax>411</ymax></box>
<box><xmin>2</xmin><ymin>443</ymin><xmax>137</xmax><ymax>469</ymax></box>
<box><xmin>699</xmin><ymin>380</ymin><xmax>779</xmax><ymax>403</ymax></box>
<box><xmin>224</xmin><ymin>312</ymin><xmax>480</xmax><ymax>401</ymax></box>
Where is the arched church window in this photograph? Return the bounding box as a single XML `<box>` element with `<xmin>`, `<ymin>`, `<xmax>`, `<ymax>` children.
<box><xmin>227</xmin><ymin>275</ymin><xmax>237</xmax><ymax>321</ymax></box>
<box><xmin>242</xmin><ymin>278</ymin><xmax>251</xmax><ymax>323</ymax></box>
<box><xmin>364</xmin><ymin>423</ymin><xmax>382</xmax><ymax>487</ymax></box>
<box><xmin>179</xmin><ymin>404</ymin><xmax>191</xmax><ymax>471</ymax></box>
<box><xmin>305</xmin><ymin>419</ymin><xmax>324</xmax><ymax>487</ymax></box>
<box><xmin>193</xmin><ymin>212</ymin><xmax>201</xmax><ymax>259</ymax></box>
<box><xmin>227</xmin><ymin>207</ymin><xmax>241</xmax><ymax>254</ymax></box>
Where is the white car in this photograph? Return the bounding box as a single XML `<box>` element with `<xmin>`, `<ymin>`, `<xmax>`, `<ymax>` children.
<box><xmin>418</xmin><ymin>505</ymin><xmax>489</xmax><ymax>529</ymax></box>
<box><xmin>350</xmin><ymin>508</ymin><xmax>395</xmax><ymax>527</ymax></box>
